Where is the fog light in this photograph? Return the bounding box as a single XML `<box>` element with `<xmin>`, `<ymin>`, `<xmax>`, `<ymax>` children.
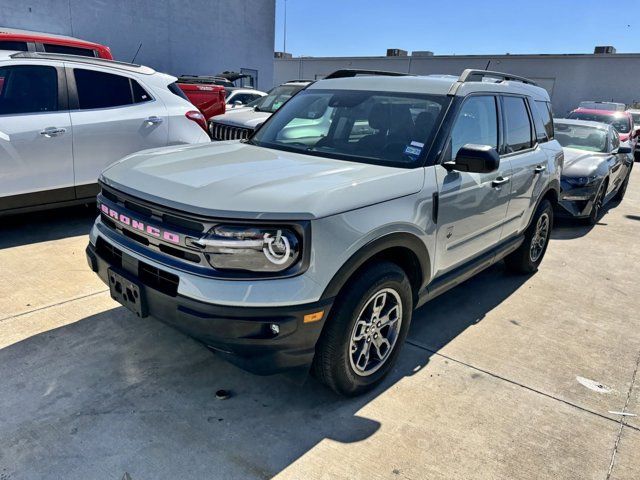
<box><xmin>270</xmin><ymin>324</ymin><xmax>280</xmax><ymax>335</ymax></box>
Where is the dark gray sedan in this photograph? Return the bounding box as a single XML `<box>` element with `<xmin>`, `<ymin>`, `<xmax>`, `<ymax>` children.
<box><xmin>555</xmin><ymin>119</ymin><xmax>633</xmax><ymax>224</ymax></box>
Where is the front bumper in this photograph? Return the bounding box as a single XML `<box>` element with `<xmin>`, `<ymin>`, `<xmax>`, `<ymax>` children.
<box><xmin>556</xmin><ymin>183</ymin><xmax>598</xmax><ymax>218</ymax></box>
<box><xmin>86</xmin><ymin>241</ymin><xmax>333</xmax><ymax>375</ymax></box>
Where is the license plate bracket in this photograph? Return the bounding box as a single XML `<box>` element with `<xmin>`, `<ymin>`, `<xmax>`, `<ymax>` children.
<box><xmin>108</xmin><ymin>268</ymin><xmax>148</xmax><ymax>318</ymax></box>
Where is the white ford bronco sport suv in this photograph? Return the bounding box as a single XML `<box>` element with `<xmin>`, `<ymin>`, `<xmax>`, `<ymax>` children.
<box><xmin>87</xmin><ymin>69</ymin><xmax>562</xmax><ymax>396</ymax></box>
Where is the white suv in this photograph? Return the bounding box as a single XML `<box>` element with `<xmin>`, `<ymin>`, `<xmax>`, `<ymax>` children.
<box><xmin>0</xmin><ymin>51</ymin><xmax>210</xmax><ymax>215</ymax></box>
<box><xmin>88</xmin><ymin>69</ymin><xmax>562</xmax><ymax>396</ymax></box>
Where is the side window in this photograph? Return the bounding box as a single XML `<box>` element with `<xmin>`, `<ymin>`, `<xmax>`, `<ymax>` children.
<box><xmin>611</xmin><ymin>129</ymin><xmax>620</xmax><ymax>151</ymax></box>
<box><xmin>503</xmin><ymin>96</ymin><xmax>533</xmax><ymax>153</ymax></box>
<box><xmin>0</xmin><ymin>40</ymin><xmax>29</xmax><ymax>51</ymax></box>
<box><xmin>450</xmin><ymin>95</ymin><xmax>498</xmax><ymax>159</ymax></box>
<box><xmin>531</xmin><ymin>100</ymin><xmax>549</xmax><ymax>143</ymax></box>
<box><xmin>44</xmin><ymin>44</ymin><xmax>95</xmax><ymax>57</ymax></box>
<box><xmin>131</xmin><ymin>80</ymin><xmax>151</xmax><ymax>103</ymax></box>
<box><xmin>536</xmin><ymin>100</ymin><xmax>554</xmax><ymax>140</ymax></box>
<box><xmin>0</xmin><ymin>65</ymin><xmax>58</xmax><ymax>115</ymax></box>
<box><xmin>74</xmin><ymin>69</ymin><xmax>133</xmax><ymax>109</ymax></box>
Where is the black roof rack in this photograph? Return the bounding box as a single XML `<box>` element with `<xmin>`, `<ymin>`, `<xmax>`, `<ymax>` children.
<box><xmin>458</xmin><ymin>69</ymin><xmax>537</xmax><ymax>86</ymax></box>
<box><xmin>324</xmin><ymin>69</ymin><xmax>411</xmax><ymax>80</ymax></box>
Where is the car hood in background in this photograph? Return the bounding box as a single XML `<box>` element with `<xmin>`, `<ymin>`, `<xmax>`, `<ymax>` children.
<box><xmin>209</xmin><ymin>108</ymin><xmax>271</xmax><ymax>129</ymax></box>
<box><xmin>562</xmin><ymin>147</ymin><xmax>608</xmax><ymax>177</ymax></box>
<box><xmin>101</xmin><ymin>142</ymin><xmax>424</xmax><ymax>220</ymax></box>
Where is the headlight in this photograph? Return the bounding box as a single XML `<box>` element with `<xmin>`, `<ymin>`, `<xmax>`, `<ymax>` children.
<box><xmin>565</xmin><ymin>175</ymin><xmax>598</xmax><ymax>186</ymax></box>
<box><xmin>189</xmin><ymin>225</ymin><xmax>301</xmax><ymax>273</ymax></box>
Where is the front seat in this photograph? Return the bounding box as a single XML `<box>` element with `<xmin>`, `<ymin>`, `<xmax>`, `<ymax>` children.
<box><xmin>358</xmin><ymin>103</ymin><xmax>392</xmax><ymax>154</ymax></box>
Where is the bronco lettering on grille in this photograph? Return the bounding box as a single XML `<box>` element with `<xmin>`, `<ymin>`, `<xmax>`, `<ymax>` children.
<box><xmin>100</xmin><ymin>203</ymin><xmax>181</xmax><ymax>244</ymax></box>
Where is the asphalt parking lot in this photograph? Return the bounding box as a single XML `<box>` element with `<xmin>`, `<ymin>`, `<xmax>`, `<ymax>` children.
<box><xmin>0</xmin><ymin>172</ymin><xmax>639</xmax><ymax>480</ymax></box>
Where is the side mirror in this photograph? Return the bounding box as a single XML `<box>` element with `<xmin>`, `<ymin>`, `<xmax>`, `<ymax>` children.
<box><xmin>616</xmin><ymin>145</ymin><xmax>632</xmax><ymax>154</ymax></box>
<box><xmin>444</xmin><ymin>144</ymin><xmax>500</xmax><ymax>173</ymax></box>
<box><xmin>234</xmin><ymin>100</ymin><xmax>243</xmax><ymax>106</ymax></box>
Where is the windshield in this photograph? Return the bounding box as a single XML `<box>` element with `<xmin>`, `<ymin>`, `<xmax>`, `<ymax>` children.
<box><xmin>251</xmin><ymin>89</ymin><xmax>450</xmax><ymax>168</ymax></box>
<box><xmin>554</xmin><ymin>122</ymin><xmax>608</xmax><ymax>153</ymax></box>
<box><xmin>247</xmin><ymin>84</ymin><xmax>305</xmax><ymax>113</ymax></box>
<box><xmin>568</xmin><ymin>111</ymin><xmax>631</xmax><ymax>133</ymax></box>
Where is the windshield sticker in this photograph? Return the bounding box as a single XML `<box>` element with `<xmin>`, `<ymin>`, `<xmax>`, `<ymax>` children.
<box><xmin>410</xmin><ymin>141</ymin><xmax>425</xmax><ymax>148</ymax></box>
<box><xmin>404</xmin><ymin>144</ymin><xmax>423</xmax><ymax>158</ymax></box>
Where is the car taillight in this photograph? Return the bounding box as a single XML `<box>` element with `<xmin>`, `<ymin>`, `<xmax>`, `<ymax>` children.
<box><xmin>185</xmin><ymin>110</ymin><xmax>207</xmax><ymax>132</ymax></box>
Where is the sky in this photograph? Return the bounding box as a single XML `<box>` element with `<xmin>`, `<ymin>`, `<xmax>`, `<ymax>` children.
<box><xmin>274</xmin><ymin>0</ymin><xmax>639</xmax><ymax>57</ymax></box>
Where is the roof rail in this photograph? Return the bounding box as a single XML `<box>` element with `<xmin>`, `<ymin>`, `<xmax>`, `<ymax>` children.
<box><xmin>9</xmin><ymin>51</ymin><xmax>155</xmax><ymax>74</ymax></box>
<box><xmin>324</xmin><ymin>69</ymin><xmax>411</xmax><ymax>80</ymax></box>
<box><xmin>447</xmin><ymin>69</ymin><xmax>537</xmax><ymax>96</ymax></box>
<box><xmin>459</xmin><ymin>69</ymin><xmax>537</xmax><ymax>86</ymax></box>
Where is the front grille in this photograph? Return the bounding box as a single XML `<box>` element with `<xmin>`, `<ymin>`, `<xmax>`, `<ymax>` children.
<box><xmin>139</xmin><ymin>262</ymin><xmax>179</xmax><ymax>297</ymax></box>
<box><xmin>209</xmin><ymin>122</ymin><xmax>252</xmax><ymax>141</ymax></box>
<box><xmin>97</xmin><ymin>237</ymin><xmax>179</xmax><ymax>297</ymax></box>
<box><xmin>96</xmin><ymin>237</ymin><xmax>122</xmax><ymax>268</ymax></box>
<box><xmin>99</xmin><ymin>184</ymin><xmax>208</xmax><ymax>268</ymax></box>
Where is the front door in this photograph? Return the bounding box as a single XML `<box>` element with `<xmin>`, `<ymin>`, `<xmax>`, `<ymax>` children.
<box><xmin>0</xmin><ymin>63</ymin><xmax>73</xmax><ymax>211</ymax></box>
<box><xmin>434</xmin><ymin>95</ymin><xmax>512</xmax><ymax>276</ymax></box>
<box><xmin>67</xmin><ymin>66</ymin><xmax>168</xmax><ymax>194</ymax></box>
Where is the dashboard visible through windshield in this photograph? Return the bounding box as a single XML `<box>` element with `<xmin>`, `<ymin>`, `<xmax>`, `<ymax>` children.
<box><xmin>251</xmin><ymin>89</ymin><xmax>450</xmax><ymax>168</ymax></box>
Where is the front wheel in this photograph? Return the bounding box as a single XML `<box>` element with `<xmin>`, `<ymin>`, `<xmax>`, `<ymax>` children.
<box><xmin>613</xmin><ymin>170</ymin><xmax>631</xmax><ymax>202</ymax></box>
<box><xmin>313</xmin><ymin>262</ymin><xmax>413</xmax><ymax>396</ymax></box>
<box><xmin>586</xmin><ymin>180</ymin><xmax>607</xmax><ymax>226</ymax></box>
<box><xmin>504</xmin><ymin>199</ymin><xmax>553</xmax><ymax>274</ymax></box>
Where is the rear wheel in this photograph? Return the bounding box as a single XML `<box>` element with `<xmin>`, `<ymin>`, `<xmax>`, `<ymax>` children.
<box><xmin>504</xmin><ymin>199</ymin><xmax>553</xmax><ymax>274</ymax></box>
<box><xmin>313</xmin><ymin>262</ymin><xmax>413</xmax><ymax>396</ymax></box>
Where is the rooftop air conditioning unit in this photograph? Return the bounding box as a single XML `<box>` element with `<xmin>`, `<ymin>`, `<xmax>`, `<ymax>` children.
<box><xmin>594</xmin><ymin>46</ymin><xmax>616</xmax><ymax>54</ymax></box>
<box><xmin>386</xmin><ymin>48</ymin><xmax>408</xmax><ymax>57</ymax></box>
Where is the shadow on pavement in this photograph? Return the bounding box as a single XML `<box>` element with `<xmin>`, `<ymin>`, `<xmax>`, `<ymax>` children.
<box><xmin>0</xmin><ymin>260</ymin><xmax>528</xmax><ymax>479</ymax></box>
<box><xmin>0</xmin><ymin>204</ymin><xmax>96</xmax><ymax>250</ymax></box>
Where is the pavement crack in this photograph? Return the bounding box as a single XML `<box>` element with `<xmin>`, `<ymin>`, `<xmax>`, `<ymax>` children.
<box><xmin>0</xmin><ymin>289</ymin><xmax>109</xmax><ymax>323</ymax></box>
<box><xmin>605</xmin><ymin>349</ymin><xmax>640</xmax><ymax>480</ymax></box>
<box><xmin>405</xmin><ymin>339</ymin><xmax>640</xmax><ymax>434</ymax></box>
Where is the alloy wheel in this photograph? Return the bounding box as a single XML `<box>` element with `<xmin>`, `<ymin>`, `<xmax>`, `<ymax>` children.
<box><xmin>348</xmin><ymin>288</ymin><xmax>403</xmax><ymax>377</ymax></box>
<box><xmin>529</xmin><ymin>212</ymin><xmax>550</xmax><ymax>263</ymax></box>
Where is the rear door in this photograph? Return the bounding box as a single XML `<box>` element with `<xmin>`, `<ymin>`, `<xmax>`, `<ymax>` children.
<box><xmin>66</xmin><ymin>65</ymin><xmax>168</xmax><ymax>196</ymax></box>
<box><xmin>0</xmin><ymin>62</ymin><xmax>73</xmax><ymax>210</ymax></box>
<box><xmin>500</xmin><ymin>95</ymin><xmax>549</xmax><ymax>239</ymax></box>
<box><xmin>434</xmin><ymin>94</ymin><xmax>512</xmax><ymax>276</ymax></box>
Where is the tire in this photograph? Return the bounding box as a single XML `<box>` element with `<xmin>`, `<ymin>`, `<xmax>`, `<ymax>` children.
<box><xmin>613</xmin><ymin>170</ymin><xmax>631</xmax><ymax>202</ymax></box>
<box><xmin>586</xmin><ymin>180</ymin><xmax>607</xmax><ymax>226</ymax></box>
<box><xmin>504</xmin><ymin>199</ymin><xmax>553</xmax><ymax>275</ymax></box>
<box><xmin>313</xmin><ymin>262</ymin><xmax>413</xmax><ymax>396</ymax></box>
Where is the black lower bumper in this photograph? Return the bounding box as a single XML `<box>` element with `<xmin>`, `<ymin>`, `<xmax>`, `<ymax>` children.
<box><xmin>86</xmin><ymin>241</ymin><xmax>333</xmax><ymax>375</ymax></box>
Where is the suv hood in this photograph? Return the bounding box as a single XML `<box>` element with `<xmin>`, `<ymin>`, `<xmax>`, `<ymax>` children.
<box><xmin>562</xmin><ymin>147</ymin><xmax>607</xmax><ymax>177</ymax></box>
<box><xmin>209</xmin><ymin>108</ymin><xmax>271</xmax><ymax>129</ymax></box>
<box><xmin>101</xmin><ymin>142</ymin><xmax>424</xmax><ymax>220</ymax></box>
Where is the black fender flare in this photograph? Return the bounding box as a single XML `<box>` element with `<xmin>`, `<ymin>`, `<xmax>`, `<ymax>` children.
<box><xmin>320</xmin><ymin>232</ymin><xmax>431</xmax><ymax>301</ymax></box>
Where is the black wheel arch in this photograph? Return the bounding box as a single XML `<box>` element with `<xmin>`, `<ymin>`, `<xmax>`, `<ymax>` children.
<box><xmin>320</xmin><ymin>232</ymin><xmax>431</xmax><ymax>305</ymax></box>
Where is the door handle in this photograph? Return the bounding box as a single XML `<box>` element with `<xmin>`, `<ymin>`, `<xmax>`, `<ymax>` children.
<box><xmin>491</xmin><ymin>176</ymin><xmax>510</xmax><ymax>188</ymax></box>
<box><xmin>39</xmin><ymin>127</ymin><xmax>66</xmax><ymax>137</ymax></box>
<box><xmin>145</xmin><ymin>116</ymin><xmax>163</xmax><ymax>125</ymax></box>
<box><xmin>534</xmin><ymin>165</ymin><xmax>546</xmax><ymax>174</ymax></box>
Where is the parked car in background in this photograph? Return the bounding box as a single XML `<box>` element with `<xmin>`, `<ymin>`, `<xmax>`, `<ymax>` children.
<box><xmin>225</xmin><ymin>87</ymin><xmax>266</xmax><ymax>108</ymax></box>
<box><xmin>626</xmin><ymin>108</ymin><xmax>640</xmax><ymax>155</ymax></box>
<box><xmin>578</xmin><ymin>101</ymin><xmax>626</xmax><ymax>112</ymax></box>
<box><xmin>0</xmin><ymin>51</ymin><xmax>209</xmax><ymax>215</ymax></box>
<box><xmin>86</xmin><ymin>69</ymin><xmax>562</xmax><ymax>396</ymax></box>
<box><xmin>0</xmin><ymin>26</ymin><xmax>113</xmax><ymax>58</ymax></box>
<box><xmin>175</xmin><ymin>76</ymin><xmax>227</xmax><ymax>120</ymax></box>
<box><xmin>208</xmin><ymin>80</ymin><xmax>312</xmax><ymax>140</ymax></box>
<box><xmin>554</xmin><ymin>119</ymin><xmax>633</xmax><ymax>224</ymax></box>
<box><xmin>567</xmin><ymin>108</ymin><xmax>636</xmax><ymax>151</ymax></box>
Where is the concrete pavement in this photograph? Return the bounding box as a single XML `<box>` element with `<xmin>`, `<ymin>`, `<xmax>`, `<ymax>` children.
<box><xmin>0</xmin><ymin>171</ymin><xmax>639</xmax><ymax>480</ymax></box>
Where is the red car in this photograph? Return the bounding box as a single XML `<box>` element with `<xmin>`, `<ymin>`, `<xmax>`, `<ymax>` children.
<box><xmin>567</xmin><ymin>108</ymin><xmax>637</xmax><ymax>148</ymax></box>
<box><xmin>0</xmin><ymin>27</ymin><xmax>113</xmax><ymax>58</ymax></box>
<box><xmin>0</xmin><ymin>28</ymin><xmax>225</xmax><ymax>120</ymax></box>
